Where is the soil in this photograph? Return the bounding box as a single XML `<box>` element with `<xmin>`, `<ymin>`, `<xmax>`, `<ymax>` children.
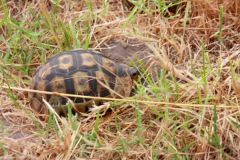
<box><xmin>98</xmin><ymin>39</ymin><xmax>152</xmax><ymax>64</ymax></box>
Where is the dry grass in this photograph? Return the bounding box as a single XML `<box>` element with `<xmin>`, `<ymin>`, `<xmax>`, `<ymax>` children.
<box><xmin>0</xmin><ymin>0</ymin><xmax>240</xmax><ymax>159</ymax></box>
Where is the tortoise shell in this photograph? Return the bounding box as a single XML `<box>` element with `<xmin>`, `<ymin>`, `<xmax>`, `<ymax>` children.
<box><xmin>29</xmin><ymin>50</ymin><xmax>138</xmax><ymax>115</ymax></box>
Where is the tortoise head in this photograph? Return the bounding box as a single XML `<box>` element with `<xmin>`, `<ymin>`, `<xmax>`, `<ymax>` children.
<box><xmin>128</xmin><ymin>67</ymin><xmax>139</xmax><ymax>80</ymax></box>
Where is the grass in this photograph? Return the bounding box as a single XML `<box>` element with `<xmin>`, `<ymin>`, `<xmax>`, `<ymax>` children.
<box><xmin>0</xmin><ymin>0</ymin><xmax>240</xmax><ymax>159</ymax></box>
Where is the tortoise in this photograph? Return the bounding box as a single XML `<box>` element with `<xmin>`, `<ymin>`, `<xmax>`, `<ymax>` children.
<box><xmin>29</xmin><ymin>50</ymin><xmax>138</xmax><ymax>116</ymax></box>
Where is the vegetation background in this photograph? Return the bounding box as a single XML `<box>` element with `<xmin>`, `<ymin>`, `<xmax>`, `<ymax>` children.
<box><xmin>0</xmin><ymin>0</ymin><xmax>240</xmax><ymax>159</ymax></box>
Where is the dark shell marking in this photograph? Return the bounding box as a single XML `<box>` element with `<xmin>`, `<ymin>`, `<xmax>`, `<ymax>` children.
<box><xmin>29</xmin><ymin>50</ymin><xmax>138</xmax><ymax>115</ymax></box>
